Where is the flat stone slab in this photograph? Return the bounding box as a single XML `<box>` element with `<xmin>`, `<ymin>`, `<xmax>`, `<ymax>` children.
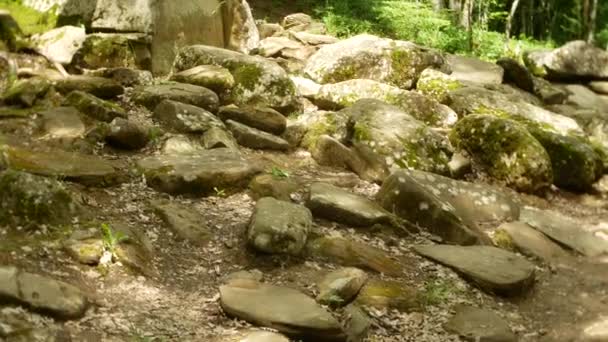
<box><xmin>413</xmin><ymin>245</ymin><xmax>535</xmax><ymax>296</ymax></box>
<box><xmin>444</xmin><ymin>305</ymin><xmax>516</xmax><ymax>342</ymax></box>
<box><xmin>0</xmin><ymin>266</ymin><xmax>88</xmax><ymax>319</ymax></box>
<box><xmin>226</xmin><ymin>120</ymin><xmax>290</xmax><ymax>151</ymax></box>
<box><xmin>137</xmin><ymin>148</ymin><xmax>261</xmax><ymax>195</ymax></box>
<box><xmin>496</xmin><ymin>221</ymin><xmax>567</xmax><ymax>261</ymax></box>
<box><xmin>316</xmin><ymin>267</ymin><xmax>368</xmax><ymax>307</ymax></box>
<box><xmin>521</xmin><ymin>207</ymin><xmax>608</xmax><ymax>257</ymax></box>
<box><xmin>220</xmin><ymin>280</ymin><xmax>345</xmax><ymax>341</ymax></box>
<box><xmin>132</xmin><ymin>82</ymin><xmax>219</xmax><ymax>112</ymax></box>
<box><xmin>151</xmin><ymin>200</ymin><xmax>211</xmax><ymax>246</ymax></box>
<box><xmin>306</xmin><ymin>182</ymin><xmax>392</xmax><ymax>227</ymax></box>
<box><xmin>0</xmin><ymin>145</ymin><xmax>121</xmax><ymax>186</ymax></box>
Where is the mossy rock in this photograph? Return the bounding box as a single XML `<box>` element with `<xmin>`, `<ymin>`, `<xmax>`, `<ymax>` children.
<box><xmin>355</xmin><ymin>279</ymin><xmax>421</xmax><ymax>312</ymax></box>
<box><xmin>450</xmin><ymin>114</ymin><xmax>553</xmax><ymax>193</ymax></box>
<box><xmin>3</xmin><ymin>77</ymin><xmax>51</xmax><ymax>107</ymax></box>
<box><xmin>66</xmin><ymin>90</ymin><xmax>126</xmax><ymax>123</ymax></box>
<box><xmin>416</xmin><ymin>68</ymin><xmax>463</xmax><ymax>104</ymax></box>
<box><xmin>0</xmin><ymin>169</ymin><xmax>76</xmax><ymax>229</ymax></box>
<box><xmin>70</xmin><ymin>33</ymin><xmax>148</xmax><ymax>71</ymax></box>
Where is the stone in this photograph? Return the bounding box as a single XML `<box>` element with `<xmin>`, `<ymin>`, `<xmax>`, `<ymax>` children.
<box><xmin>32</xmin><ymin>26</ymin><xmax>86</xmax><ymax>65</ymax></box>
<box><xmin>162</xmin><ymin>135</ymin><xmax>203</xmax><ymax>154</ymax></box>
<box><xmin>223</xmin><ymin>0</ymin><xmax>260</xmax><ymax>54</ymax></box>
<box><xmin>258</xmin><ymin>22</ymin><xmax>284</xmax><ymax>39</ymax></box>
<box><xmin>37</xmin><ymin>106</ymin><xmax>85</xmax><ymax>141</ymax></box>
<box><xmin>316</xmin><ymin>267</ymin><xmax>368</xmax><ymax>307</ymax></box>
<box><xmin>447</xmin><ymin>54</ymin><xmax>504</xmax><ymax>85</ymax></box>
<box><xmin>306</xmin><ymin>236</ymin><xmax>403</xmax><ymax>276</ymax></box>
<box><xmin>345</xmin><ymin>99</ymin><xmax>452</xmax><ymax>180</ymax></box>
<box><xmin>282</xmin><ymin>13</ymin><xmax>313</xmax><ymax>29</ymax></box>
<box><xmin>0</xmin><ymin>170</ymin><xmax>76</xmax><ymax>229</ymax></box>
<box><xmin>444</xmin><ymin>305</ymin><xmax>517</xmax><ymax>342</ymax></box>
<box><xmin>152</xmin><ymin>200</ymin><xmax>211</xmax><ymax>246</ymax></box>
<box><xmin>416</xmin><ymin>67</ymin><xmax>463</xmax><ymax>104</ymax></box>
<box><xmin>170</xmin><ymin>65</ymin><xmax>235</xmax><ymax>94</ymax></box>
<box><xmin>494</xmin><ymin>221</ymin><xmax>566</xmax><ymax>261</ymax></box>
<box><xmin>71</xmin><ymin>33</ymin><xmax>150</xmax><ymax>71</ymax></box>
<box><xmin>563</xmin><ymin>84</ymin><xmax>608</xmax><ymax>112</ymax></box>
<box><xmin>291</xmin><ymin>31</ymin><xmax>339</xmax><ymax>45</ymax></box>
<box><xmin>248</xmin><ymin>174</ymin><xmax>299</xmax><ymax>201</ymax></box>
<box><xmin>413</xmin><ymin>245</ymin><xmax>536</xmax><ymax>296</ymax></box>
<box><xmin>0</xmin><ymin>52</ymin><xmax>15</xmax><ymax>94</ymax></box>
<box><xmin>248</xmin><ymin>197</ymin><xmax>312</xmax><ymax>255</ymax></box>
<box><xmin>0</xmin><ymin>145</ymin><xmax>120</xmax><ymax>186</ymax></box>
<box><xmin>219</xmin><ymin>280</ymin><xmax>344</xmax><ymax>341</ymax></box>
<box><xmin>91</xmin><ymin>0</ymin><xmax>153</xmax><ymax>33</ymax></box>
<box><xmin>219</xmin><ymin>105</ymin><xmax>286</xmax><ymax>135</ymax></box>
<box><xmin>66</xmin><ymin>90</ymin><xmax>126</xmax><ymax>123</ymax></box>
<box><xmin>304</xmin><ymin>34</ymin><xmax>448</xmax><ymax>89</ymax></box>
<box><xmin>290</xmin><ymin>76</ymin><xmax>321</xmax><ymax>97</ymax></box>
<box><xmin>343</xmin><ymin>304</ymin><xmax>371</xmax><ymax>342</ymax></box>
<box><xmin>174</xmin><ymin>45</ymin><xmax>298</xmax><ymax>113</ymax></box>
<box><xmin>312</xmin><ymin>79</ymin><xmax>398</xmax><ymax>110</ymax></box>
<box><xmin>64</xmin><ymin>238</ymin><xmax>104</xmax><ymax>265</ymax></box>
<box><xmin>212</xmin><ymin>330</ymin><xmax>290</xmax><ymax>342</ymax></box>
<box><xmin>448</xmin><ymin>152</ymin><xmax>472</xmax><ymax>178</ymax></box>
<box><xmin>534</xmin><ymin>77</ymin><xmax>568</xmax><ymax>105</ymax></box>
<box><xmin>310</xmin><ymin>135</ymin><xmax>371</xmax><ymax>180</ymax></box>
<box><xmin>520</xmin><ymin>207</ymin><xmax>608</xmax><ymax>257</ymax></box>
<box><xmin>531</xmin><ymin>41</ymin><xmax>608</xmax><ymax>81</ymax></box>
<box><xmin>202</xmin><ymin>127</ymin><xmax>239</xmax><ymax>150</ymax></box>
<box><xmin>376</xmin><ymin>169</ymin><xmax>489</xmax><ymax>245</ymax></box>
<box><xmin>54</xmin><ymin>75</ymin><xmax>124</xmax><ymax>99</ymax></box>
<box><xmin>106</xmin><ymin>118</ymin><xmax>149</xmax><ymax>150</ymax></box>
<box><xmin>132</xmin><ymin>83</ymin><xmax>219</xmax><ymax>112</ymax></box>
<box><xmin>0</xmin><ymin>266</ymin><xmax>88</xmax><ymax>319</ymax></box>
<box><xmin>137</xmin><ymin>148</ymin><xmax>259</xmax><ymax>195</ymax></box>
<box><xmin>22</xmin><ymin>0</ymin><xmax>97</xmax><ymax>28</ymax></box>
<box><xmin>496</xmin><ymin>57</ymin><xmax>535</xmax><ymax>93</ymax></box>
<box><xmin>89</xmin><ymin>67</ymin><xmax>153</xmax><ymax>87</ymax></box>
<box><xmin>306</xmin><ymin>182</ymin><xmax>392</xmax><ymax>227</ymax></box>
<box><xmin>153</xmin><ymin>99</ymin><xmax>224</xmax><ymax>134</ymax></box>
<box><xmin>589</xmin><ymin>81</ymin><xmax>608</xmax><ymax>95</ymax></box>
<box><xmin>258</xmin><ymin>36</ymin><xmax>304</xmax><ymax>57</ymax></box>
<box><xmin>450</xmin><ymin>114</ymin><xmax>553</xmax><ymax>193</ymax></box>
<box><xmin>226</xmin><ymin>120</ymin><xmax>290</xmax><ymax>151</ymax></box>
<box><xmin>3</xmin><ymin>77</ymin><xmax>51</xmax><ymax>107</ymax></box>
<box><xmin>355</xmin><ymin>279</ymin><xmax>421</xmax><ymax>312</ymax></box>
<box><xmin>290</xmin><ymin>110</ymin><xmax>349</xmax><ymax>150</ymax></box>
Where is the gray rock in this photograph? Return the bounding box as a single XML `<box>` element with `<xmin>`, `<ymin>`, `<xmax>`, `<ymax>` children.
<box><xmin>3</xmin><ymin>77</ymin><xmax>51</xmax><ymax>107</ymax></box>
<box><xmin>66</xmin><ymin>90</ymin><xmax>126</xmax><ymax>123</ymax></box>
<box><xmin>413</xmin><ymin>245</ymin><xmax>536</xmax><ymax>295</ymax></box>
<box><xmin>32</xmin><ymin>26</ymin><xmax>86</xmax><ymax>65</ymax></box>
<box><xmin>534</xmin><ymin>77</ymin><xmax>568</xmax><ymax>105</ymax></box>
<box><xmin>282</xmin><ymin>13</ymin><xmax>313</xmax><ymax>29</ymax></box>
<box><xmin>37</xmin><ymin>106</ymin><xmax>85</xmax><ymax>141</ymax></box>
<box><xmin>88</xmin><ymin>67</ymin><xmax>153</xmax><ymax>87</ymax></box>
<box><xmin>304</xmin><ymin>34</ymin><xmax>448</xmax><ymax>89</ymax></box>
<box><xmin>161</xmin><ymin>135</ymin><xmax>204</xmax><ymax>154</ymax></box>
<box><xmin>154</xmin><ymin>99</ymin><xmax>224</xmax><ymax>134</ymax></box>
<box><xmin>520</xmin><ymin>207</ymin><xmax>608</xmax><ymax>257</ymax></box>
<box><xmin>0</xmin><ymin>266</ymin><xmax>88</xmax><ymax>319</ymax></box>
<box><xmin>258</xmin><ymin>22</ymin><xmax>284</xmax><ymax>39</ymax></box>
<box><xmin>0</xmin><ymin>145</ymin><xmax>121</xmax><ymax>186</ymax></box>
<box><xmin>345</xmin><ymin>99</ymin><xmax>453</xmax><ymax>180</ymax></box>
<box><xmin>170</xmin><ymin>65</ymin><xmax>235</xmax><ymax>94</ymax></box>
<box><xmin>496</xmin><ymin>57</ymin><xmax>535</xmax><ymax>93</ymax></box>
<box><xmin>64</xmin><ymin>238</ymin><xmax>104</xmax><ymax>265</ymax></box>
<box><xmin>306</xmin><ymin>182</ymin><xmax>392</xmax><ymax>227</ymax></box>
<box><xmin>71</xmin><ymin>33</ymin><xmax>150</xmax><ymax>71</ymax></box>
<box><xmin>258</xmin><ymin>36</ymin><xmax>304</xmax><ymax>57</ymax></box>
<box><xmin>291</xmin><ymin>31</ymin><xmax>339</xmax><ymax>45</ymax></box>
<box><xmin>447</xmin><ymin>54</ymin><xmax>504</xmax><ymax>86</ymax></box>
<box><xmin>152</xmin><ymin>200</ymin><xmax>211</xmax><ymax>246</ymax></box>
<box><xmin>343</xmin><ymin>304</ymin><xmax>371</xmax><ymax>342</ymax></box>
<box><xmin>106</xmin><ymin>118</ymin><xmax>149</xmax><ymax>150</ymax></box>
<box><xmin>450</xmin><ymin>114</ymin><xmax>553</xmax><ymax>193</ymax></box>
<box><xmin>201</xmin><ymin>127</ymin><xmax>239</xmax><ymax>150</ymax></box>
<box><xmin>494</xmin><ymin>221</ymin><xmax>566</xmax><ymax>261</ymax></box>
<box><xmin>290</xmin><ymin>75</ymin><xmax>322</xmax><ymax>97</ymax></box>
<box><xmin>54</xmin><ymin>75</ymin><xmax>124</xmax><ymax>99</ymax></box>
<box><xmin>563</xmin><ymin>84</ymin><xmax>608</xmax><ymax>112</ymax></box>
<box><xmin>313</xmin><ymin>79</ymin><xmax>407</xmax><ymax>110</ymax></box>
<box><xmin>589</xmin><ymin>81</ymin><xmax>608</xmax><ymax>95</ymax></box>
<box><xmin>137</xmin><ymin>148</ymin><xmax>260</xmax><ymax>195</ymax></box>
<box><xmin>174</xmin><ymin>45</ymin><xmax>298</xmax><ymax>113</ymax></box>
<box><xmin>91</xmin><ymin>0</ymin><xmax>153</xmax><ymax>33</ymax></box>
<box><xmin>249</xmin><ymin>174</ymin><xmax>299</xmax><ymax>201</ymax></box>
<box><xmin>444</xmin><ymin>305</ymin><xmax>516</xmax><ymax>342</ymax></box>
<box><xmin>248</xmin><ymin>197</ymin><xmax>312</xmax><ymax>255</ymax></box>
<box><xmin>311</xmin><ymin>135</ymin><xmax>375</xmax><ymax>181</ymax></box>
<box><xmin>226</xmin><ymin>120</ymin><xmax>290</xmax><ymax>151</ymax></box>
<box><xmin>133</xmin><ymin>83</ymin><xmax>219</xmax><ymax>112</ymax></box>
<box><xmin>531</xmin><ymin>41</ymin><xmax>608</xmax><ymax>81</ymax></box>
<box><xmin>306</xmin><ymin>236</ymin><xmax>403</xmax><ymax>276</ymax></box>
<box><xmin>219</xmin><ymin>280</ymin><xmax>345</xmax><ymax>341</ymax></box>
<box><xmin>0</xmin><ymin>170</ymin><xmax>76</xmax><ymax>229</ymax></box>
<box><xmin>354</xmin><ymin>279</ymin><xmax>420</xmax><ymax>312</ymax></box>
<box><xmin>219</xmin><ymin>105</ymin><xmax>286</xmax><ymax>135</ymax></box>
<box><xmin>223</xmin><ymin>0</ymin><xmax>260</xmax><ymax>54</ymax></box>
<box><xmin>316</xmin><ymin>267</ymin><xmax>368</xmax><ymax>307</ymax></box>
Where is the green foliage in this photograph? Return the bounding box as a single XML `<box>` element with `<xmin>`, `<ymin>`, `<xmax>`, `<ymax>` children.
<box><xmin>100</xmin><ymin>223</ymin><xmax>128</xmax><ymax>254</ymax></box>
<box><xmin>0</xmin><ymin>0</ymin><xmax>59</xmax><ymax>35</ymax></box>
<box><xmin>213</xmin><ymin>187</ymin><xmax>226</xmax><ymax>197</ymax></box>
<box><xmin>269</xmin><ymin>166</ymin><xmax>290</xmax><ymax>179</ymax></box>
<box><xmin>419</xmin><ymin>278</ymin><xmax>459</xmax><ymax>307</ymax></box>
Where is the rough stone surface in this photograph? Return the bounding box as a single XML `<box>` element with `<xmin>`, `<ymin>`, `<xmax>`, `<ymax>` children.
<box><xmin>66</xmin><ymin>90</ymin><xmax>126</xmax><ymax>123</ymax></box>
<box><xmin>355</xmin><ymin>279</ymin><xmax>421</xmax><ymax>312</ymax></box>
<box><xmin>248</xmin><ymin>197</ymin><xmax>312</xmax><ymax>255</ymax></box>
<box><xmin>444</xmin><ymin>305</ymin><xmax>517</xmax><ymax>342</ymax></box>
<box><xmin>413</xmin><ymin>245</ymin><xmax>536</xmax><ymax>296</ymax></box>
<box><xmin>154</xmin><ymin>99</ymin><xmax>224</xmax><ymax>134</ymax></box>
<box><xmin>202</xmin><ymin>127</ymin><xmax>239</xmax><ymax>150</ymax></box>
<box><xmin>132</xmin><ymin>83</ymin><xmax>219</xmax><ymax>112</ymax></box>
<box><xmin>494</xmin><ymin>221</ymin><xmax>566</xmax><ymax>261</ymax></box>
<box><xmin>534</xmin><ymin>41</ymin><xmax>608</xmax><ymax>81</ymax></box>
<box><xmin>219</xmin><ymin>105</ymin><xmax>286</xmax><ymax>135</ymax></box>
<box><xmin>447</xmin><ymin>54</ymin><xmax>504</xmax><ymax>85</ymax></box>
<box><xmin>71</xmin><ymin>33</ymin><xmax>150</xmax><ymax>71</ymax></box>
<box><xmin>220</xmin><ymin>279</ymin><xmax>344</xmax><ymax>341</ymax></box>
<box><xmin>249</xmin><ymin>174</ymin><xmax>299</xmax><ymax>201</ymax></box>
<box><xmin>106</xmin><ymin>118</ymin><xmax>149</xmax><ymax>150</ymax></box>
<box><xmin>54</xmin><ymin>75</ymin><xmax>124</xmax><ymax>99</ymax></box>
<box><xmin>316</xmin><ymin>267</ymin><xmax>368</xmax><ymax>307</ymax></box>
<box><xmin>226</xmin><ymin>120</ymin><xmax>290</xmax><ymax>151</ymax></box>
<box><xmin>137</xmin><ymin>148</ymin><xmax>260</xmax><ymax>195</ymax></box>
<box><xmin>32</xmin><ymin>25</ymin><xmax>86</xmax><ymax>65</ymax></box>
<box><xmin>152</xmin><ymin>200</ymin><xmax>211</xmax><ymax>246</ymax></box>
<box><xmin>170</xmin><ymin>65</ymin><xmax>235</xmax><ymax>94</ymax></box>
<box><xmin>37</xmin><ymin>106</ymin><xmax>85</xmax><ymax>141</ymax></box>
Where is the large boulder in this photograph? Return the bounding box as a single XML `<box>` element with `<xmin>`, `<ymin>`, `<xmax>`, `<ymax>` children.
<box><xmin>71</xmin><ymin>33</ymin><xmax>150</xmax><ymax>71</ymax></box>
<box><xmin>450</xmin><ymin>114</ymin><xmax>553</xmax><ymax>193</ymax></box>
<box><xmin>248</xmin><ymin>197</ymin><xmax>312</xmax><ymax>255</ymax></box>
<box><xmin>304</xmin><ymin>34</ymin><xmax>448</xmax><ymax>89</ymax></box>
<box><xmin>222</xmin><ymin>0</ymin><xmax>260</xmax><ymax>54</ymax></box>
<box><xmin>174</xmin><ymin>45</ymin><xmax>299</xmax><ymax>113</ymax></box>
<box><xmin>91</xmin><ymin>0</ymin><xmax>153</xmax><ymax>33</ymax></box>
<box><xmin>527</xmin><ymin>41</ymin><xmax>608</xmax><ymax>81</ymax></box>
<box><xmin>154</xmin><ymin>100</ymin><xmax>224</xmax><ymax>133</ymax></box>
<box><xmin>31</xmin><ymin>26</ymin><xmax>86</xmax><ymax>65</ymax></box>
<box><xmin>132</xmin><ymin>83</ymin><xmax>219</xmax><ymax>112</ymax></box>
<box><xmin>137</xmin><ymin>148</ymin><xmax>260</xmax><ymax>195</ymax></box>
<box><xmin>170</xmin><ymin>65</ymin><xmax>235</xmax><ymax>94</ymax></box>
<box><xmin>345</xmin><ymin>99</ymin><xmax>452</xmax><ymax>180</ymax></box>
<box><xmin>66</xmin><ymin>90</ymin><xmax>126</xmax><ymax>123</ymax></box>
<box><xmin>447</xmin><ymin>54</ymin><xmax>504</xmax><ymax>86</ymax></box>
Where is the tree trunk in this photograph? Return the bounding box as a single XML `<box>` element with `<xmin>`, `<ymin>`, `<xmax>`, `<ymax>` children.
<box><xmin>586</xmin><ymin>0</ymin><xmax>598</xmax><ymax>42</ymax></box>
<box><xmin>505</xmin><ymin>0</ymin><xmax>521</xmax><ymax>40</ymax></box>
<box><xmin>460</xmin><ymin>0</ymin><xmax>472</xmax><ymax>28</ymax></box>
<box><xmin>432</xmin><ymin>0</ymin><xmax>445</xmax><ymax>11</ymax></box>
